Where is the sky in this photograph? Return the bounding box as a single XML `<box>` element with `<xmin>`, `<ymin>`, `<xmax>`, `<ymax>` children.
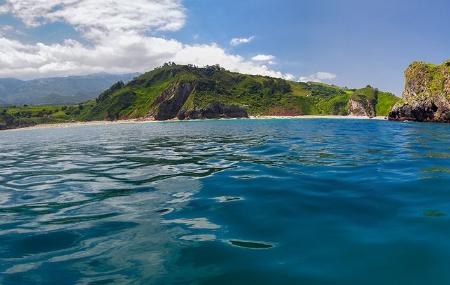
<box><xmin>0</xmin><ymin>0</ymin><xmax>449</xmax><ymax>95</ymax></box>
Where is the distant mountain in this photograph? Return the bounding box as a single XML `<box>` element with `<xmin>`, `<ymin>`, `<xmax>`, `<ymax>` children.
<box><xmin>0</xmin><ymin>73</ymin><xmax>139</xmax><ymax>106</ymax></box>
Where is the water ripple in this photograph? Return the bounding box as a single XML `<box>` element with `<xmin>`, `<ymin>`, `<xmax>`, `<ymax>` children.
<box><xmin>0</xmin><ymin>119</ymin><xmax>449</xmax><ymax>284</ymax></box>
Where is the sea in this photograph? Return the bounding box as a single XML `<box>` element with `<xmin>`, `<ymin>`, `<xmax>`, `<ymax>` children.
<box><xmin>0</xmin><ymin>118</ymin><xmax>449</xmax><ymax>285</ymax></box>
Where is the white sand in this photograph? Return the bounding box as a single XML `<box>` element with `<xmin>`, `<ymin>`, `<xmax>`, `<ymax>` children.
<box><xmin>5</xmin><ymin>118</ymin><xmax>157</xmax><ymax>131</ymax></box>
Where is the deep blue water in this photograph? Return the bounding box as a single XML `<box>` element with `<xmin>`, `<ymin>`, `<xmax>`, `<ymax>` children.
<box><xmin>1</xmin><ymin>118</ymin><xmax>450</xmax><ymax>285</ymax></box>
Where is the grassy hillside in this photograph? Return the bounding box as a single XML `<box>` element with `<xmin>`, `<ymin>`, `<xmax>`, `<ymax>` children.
<box><xmin>82</xmin><ymin>64</ymin><xmax>399</xmax><ymax>120</ymax></box>
<box><xmin>1</xmin><ymin>64</ymin><xmax>400</xmax><ymax>129</ymax></box>
<box><xmin>0</xmin><ymin>104</ymin><xmax>94</xmax><ymax>129</ymax></box>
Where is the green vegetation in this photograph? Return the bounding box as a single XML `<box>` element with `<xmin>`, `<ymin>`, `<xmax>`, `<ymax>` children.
<box><xmin>82</xmin><ymin>64</ymin><xmax>398</xmax><ymax>119</ymax></box>
<box><xmin>404</xmin><ymin>60</ymin><xmax>450</xmax><ymax>100</ymax></box>
<box><xmin>0</xmin><ymin>63</ymin><xmax>401</xmax><ymax>130</ymax></box>
<box><xmin>388</xmin><ymin>59</ymin><xmax>449</xmax><ymax>122</ymax></box>
<box><xmin>377</xmin><ymin>91</ymin><xmax>401</xmax><ymax>116</ymax></box>
<box><xmin>0</xmin><ymin>103</ymin><xmax>93</xmax><ymax>129</ymax></box>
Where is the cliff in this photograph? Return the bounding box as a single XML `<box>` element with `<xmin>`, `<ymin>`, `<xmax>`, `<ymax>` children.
<box><xmin>389</xmin><ymin>60</ymin><xmax>450</xmax><ymax>122</ymax></box>
<box><xmin>347</xmin><ymin>87</ymin><xmax>377</xmax><ymax>117</ymax></box>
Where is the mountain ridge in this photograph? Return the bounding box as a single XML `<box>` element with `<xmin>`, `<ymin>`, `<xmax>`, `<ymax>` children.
<box><xmin>0</xmin><ymin>73</ymin><xmax>139</xmax><ymax>106</ymax></box>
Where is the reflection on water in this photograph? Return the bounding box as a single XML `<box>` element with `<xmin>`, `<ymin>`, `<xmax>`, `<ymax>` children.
<box><xmin>229</xmin><ymin>240</ymin><xmax>273</xmax><ymax>249</ymax></box>
<box><xmin>0</xmin><ymin>119</ymin><xmax>450</xmax><ymax>284</ymax></box>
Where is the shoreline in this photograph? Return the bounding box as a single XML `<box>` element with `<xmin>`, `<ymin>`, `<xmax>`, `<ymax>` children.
<box><xmin>3</xmin><ymin>115</ymin><xmax>387</xmax><ymax>132</ymax></box>
<box><xmin>249</xmin><ymin>115</ymin><xmax>386</xmax><ymax>120</ymax></box>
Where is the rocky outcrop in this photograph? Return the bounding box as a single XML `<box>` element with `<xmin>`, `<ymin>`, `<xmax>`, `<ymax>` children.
<box><xmin>177</xmin><ymin>103</ymin><xmax>248</xmax><ymax>120</ymax></box>
<box><xmin>347</xmin><ymin>87</ymin><xmax>377</xmax><ymax>117</ymax></box>
<box><xmin>348</xmin><ymin>97</ymin><xmax>376</xmax><ymax>117</ymax></box>
<box><xmin>150</xmin><ymin>81</ymin><xmax>195</xmax><ymax>120</ymax></box>
<box><xmin>389</xmin><ymin>60</ymin><xmax>450</xmax><ymax>122</ymax></box>
<box><xmin>148</xmin><ymin>81</ymin><xmax>248</xmax><ymax>121</ymax></box>
<box><xmin>0</xmin><ymin>112</ymin><xmax>35</xmax><ymax>130</ymax></box>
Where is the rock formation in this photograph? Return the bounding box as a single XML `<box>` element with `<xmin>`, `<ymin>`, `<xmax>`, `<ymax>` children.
<box><xmin>348</xmin><ymin>97</ymin><xmax>376</xmax><ymax>117</ymax></box>
<box><xmin>177</xmin><ymin>103</ymin><xmax>248</xmax><ymax>120</ymax></box>
<box><xmin>150</xmin><ymin>82</ymin><xmax>195</xmax><ymax>120</ymax></box>
<box><xmin>149</xmin><ymin>81</ymin><xmax>248</xmax><ymax>121</ymax></box>
<box><xmin>347</xmin><ymin>86</ymin><xmax>377</xmax><ymax>117</ymax></box>
<box><xmin>389</xmin><ymin>60</ymin><xmax>450</xmax><ymax>122</ymax></box>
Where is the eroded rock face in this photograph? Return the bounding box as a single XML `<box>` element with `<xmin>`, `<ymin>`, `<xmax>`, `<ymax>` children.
<box><xmin>389</xmin><ymin>96</ymin><xmax>450</xmax><ymax>122</ymax></box>
<box><xmin>150</xmin><ymin>82</ymin><xmax>195</xmax><ymax>120</ymax></box>
<box><xmin>149</xmin><ymin>81</ymin><xmax>248</xmax><ymax>121</ymax></box>
<box><xmin>348</xmin><ymin>98</ymin><xmax>375</xmax><ymax>117</ymax></box>
<box><xmin>177</xmin><ymin>103</ymin><xmax>248</xmax><ymax>120</ymax></box>
<box><xmin>389</xmin><ymin>60</ymin><xmax>450</xmax><ymax>122</ymax></box>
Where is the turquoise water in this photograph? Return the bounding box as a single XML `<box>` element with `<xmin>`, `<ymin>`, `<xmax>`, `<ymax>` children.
<box><xmin>1</xmin><ymin>119</ymin><xmax>450</xmax><ymax>285</ymax></box>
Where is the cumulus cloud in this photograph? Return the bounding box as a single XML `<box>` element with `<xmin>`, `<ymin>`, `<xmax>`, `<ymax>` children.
<box><xmin>251</xmin><ymin>54</ymin><xmax>275</xmax><ymax>62</ymax></box>
<box><xmin>230</xmin><ymin>36</ymin><xmax>254</xmax><ymax>46</ymax></box>
<box><xmin>0</xmin><ymin>0</ymin><xmax>186</xmax><ymax>40</ymax></box>
<box><xmin>0</xmin><ymin>0</ymin><xmax>294</xmax><ymax>80</ymax></box>
<box><xmin>299</xmin><ymin>72</ymin><xmax>337</xmax><ymax>83</ymax></box>
<box><xmin>173</xmin><ymin>44</ymin><xmax>294</xmax><ymax>80</ymax></box>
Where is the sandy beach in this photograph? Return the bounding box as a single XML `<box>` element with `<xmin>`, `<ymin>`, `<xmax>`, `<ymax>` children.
<box><xmin>4</xmin><ymin>115</ymin><xmax>387</xmax><ymax>132</ymax></box>
<box><xmin>4</xmin><ymin>118</ymin><xmax>158</xmax><ymax>132</ymax></box>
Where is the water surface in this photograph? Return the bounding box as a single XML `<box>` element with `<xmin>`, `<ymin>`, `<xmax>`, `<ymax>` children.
<box><xmin>1</xmin><ymin>119</ymin><xmax>450</xmax><ymax>284</ymax></box>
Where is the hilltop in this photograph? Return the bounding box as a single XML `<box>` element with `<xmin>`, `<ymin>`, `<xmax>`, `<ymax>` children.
<box><xmin>81</xmin><ymin>63</ymin><xmax>398</xmax><ymax>121</ymax></box>
<box><xmin>0</xmin><ymin>64</ymin><xmax>399</xmax><ymax>130</ymax></box>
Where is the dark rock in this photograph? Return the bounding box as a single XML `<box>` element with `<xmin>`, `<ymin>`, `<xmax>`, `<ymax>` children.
<box><xmin>389</xmin><ymin>96</ymin><xmax>450</xmax><ymax>122</ymax></box>
<box><xmin>149</xmin><ymin>81</ymin><xmax>195</xmax><ymax>120</ymax></box>
<box><xmin>177</xmin><ymin>103</ymin><xmax>248</xmax><ymax>120</ymax></box>
<box><xmin>148</xmin><ymin>81</ymin><xmax>248</xmax><ymax>121</ymax></box>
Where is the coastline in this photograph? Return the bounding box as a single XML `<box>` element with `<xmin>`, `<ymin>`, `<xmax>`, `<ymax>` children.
<box><xmin>3</xmin><ymin>118</ymin><xmax>157</xmax><ymax>132</ymax></box>
<box><xmin>249</xmin><ymin>115</ymin><xmax>387</xmax><ymax>120</ymax></box>
<box><xmin>3</xmin><ymin>115</ymin><xmax>387</xmax><ymax>132</ymax></box>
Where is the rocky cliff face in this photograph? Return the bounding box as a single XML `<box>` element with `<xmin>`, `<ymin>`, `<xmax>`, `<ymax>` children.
<box><xmin>346</xmin><ymin>86</ymin><xmax>378</xmax><ymax>117</ymax></box>
<box><xmin>150</xmin><ymin>82</ymin><xmax>195</xmax><ymax>120</ymax></box>
<box><xmin>149</xmin><ymin>81</ymin><xmax>248</xmax><ymax>121</ymax></box>
<box><xmin>389</xmin><ymin>60</ymin><xmax>450</xmax><ymax>122</ymax></box>
<box><xmin>348</xmin><ymin>97</ymin><xmax>376</xmax><ymax>117</ymax></box>
<box><xmin>177</xmin><ymin>103</ymin><xmax>248</xmax><ymax>120</ymax></box>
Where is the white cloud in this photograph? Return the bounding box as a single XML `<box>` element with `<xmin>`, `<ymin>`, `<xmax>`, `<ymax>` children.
<box><xmin>0</xmin><ymin>0</ymin><xmax>294</xmax><ymax>81</ymax></box>
<box><xmin>299</xmin><ymin>72</ymin><xmax>337</xmax><ymax>83</ymax></box>
<box><xmin>0</xmin><ymin>25</ymin><xmax>14</xmax><ymax>32</ymax></box>
<box><xmin>230</xmin><ymin>36</ymin><xmax>254</xmax><ymax>46</ymax></box>
<box><xmin>251</xmin><ymin>54</ymin><xmax>275</xmax><ymax>62</ymax></box>
<box><xmin>0</xmin><ymin>0</ymin><xmax>186</xmax><ymax>41</ymax></box>
<box><xmin>173</xmin><ymin>44</ymin><xmax>294</xmax><ymax>80</ymax></box>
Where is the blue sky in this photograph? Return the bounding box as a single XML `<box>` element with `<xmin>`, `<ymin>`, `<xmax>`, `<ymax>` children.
<box><xmin>0</xmin><ymin>0</ymin><xmax>449</xmax><ymax>95</ymax></box>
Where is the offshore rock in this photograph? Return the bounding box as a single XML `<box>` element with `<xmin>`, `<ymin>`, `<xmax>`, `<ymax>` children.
<box><xmin>389</xmin><ymin>60</ymin><xmax>450</xmax><ymax>122</ymax></box>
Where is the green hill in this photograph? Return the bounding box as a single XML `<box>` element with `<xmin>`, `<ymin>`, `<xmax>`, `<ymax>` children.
<box><xmin>0</xmin><ymin>63</ymin><xmax>400</xmax><ymax>130</ymax></box>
